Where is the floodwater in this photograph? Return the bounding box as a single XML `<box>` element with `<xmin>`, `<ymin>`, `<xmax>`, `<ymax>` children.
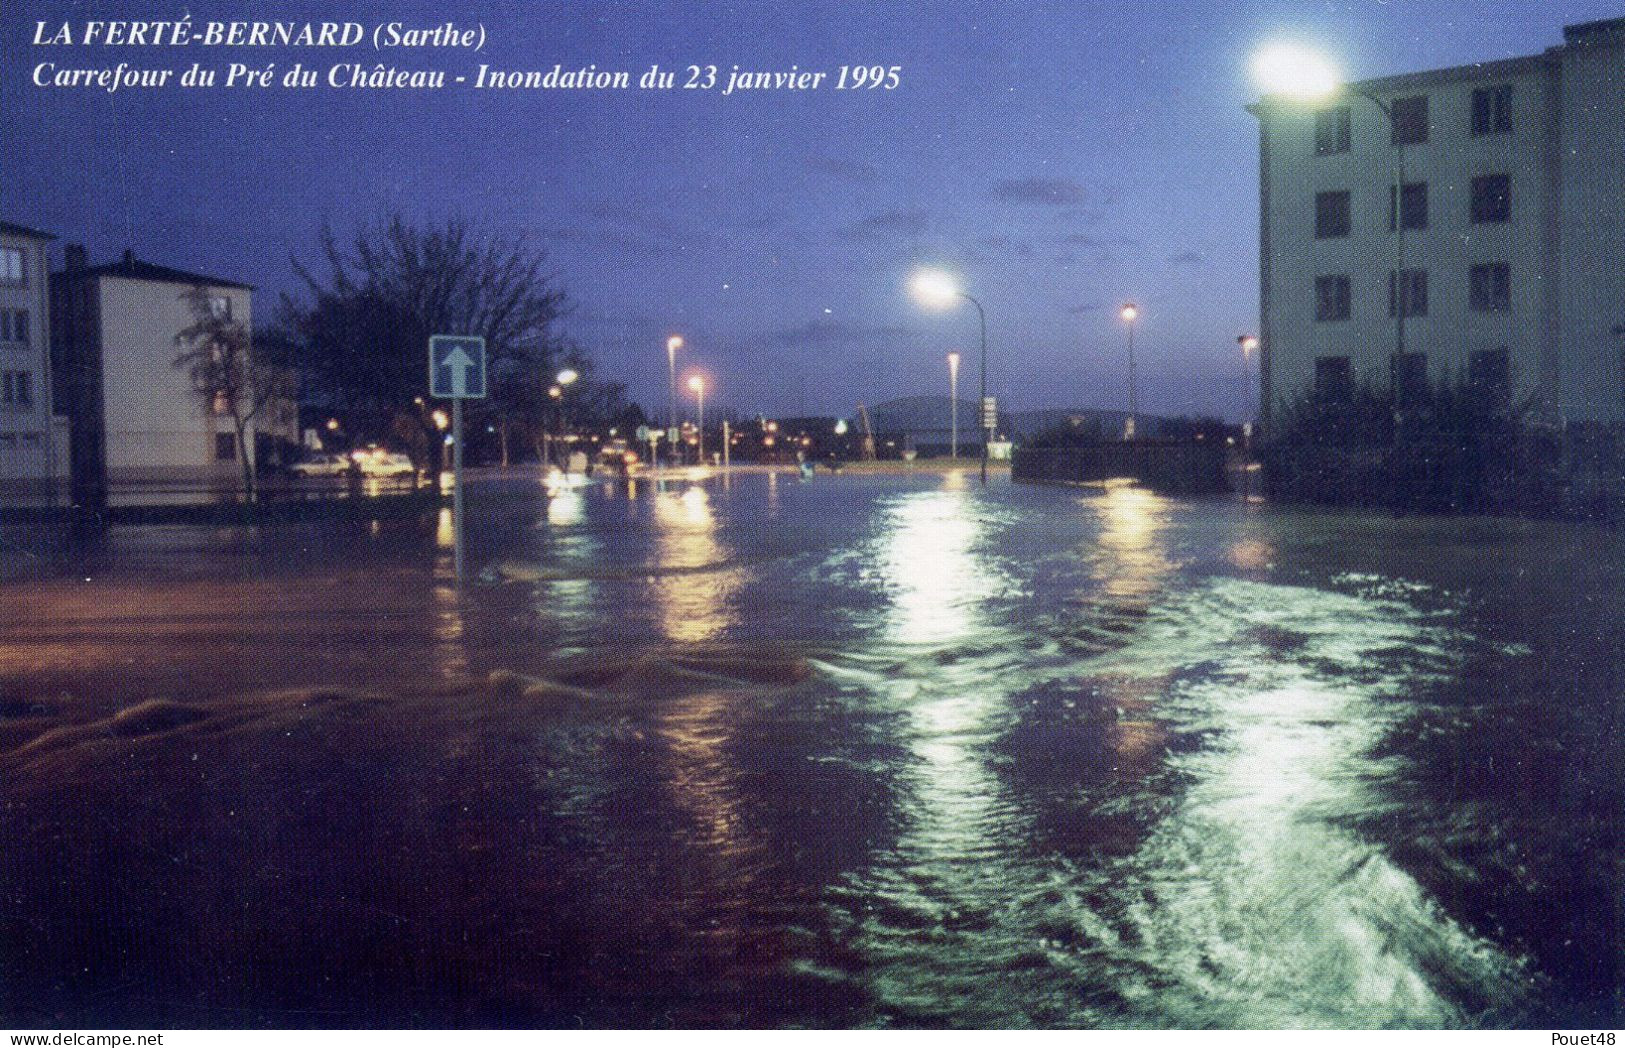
<box><xmin>0</xmin><ymin>470</ymin><xmax>1619</xmax><ymax>1028</ymax></box>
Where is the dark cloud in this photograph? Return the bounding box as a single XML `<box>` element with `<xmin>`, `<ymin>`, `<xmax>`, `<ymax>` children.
<box><xmin>841</xmin><ymin>208</ymin><xmax>931</xmax><ymax>240</ymax></box>
<box><xmin>1167</xmin><ymin>250</ymin><xmax>1207</xmax><ymax>268</ymax></box>
<box><xmin>769</xmin><ymin>318</ymin><xmax>913</xmax><ymax>347</ymax></box>
<box><xmin>991</xmin><ymin>177</ymin><xmax>1089</xmax><ymax>206</ymax></box>
<box><xmin>976</xmin><ymin>235</ymin><xmax>1036</xmax><ymax>258</ymax></box>
<box><xmin>1059</xmin><ymin>232</ymin><xmax>1138</xmax><ymax>249</ymax></box>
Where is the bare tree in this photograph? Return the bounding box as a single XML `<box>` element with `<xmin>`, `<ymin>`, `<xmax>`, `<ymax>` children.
<box><xmin>174</xmin><ymin>286</ymin><xmax>290</xmax><ymax>499</ymax></box>
<box><xmin>281</xmin><ymin>214</ymin><xmax>570</xmax><ymax>466</ymax></box>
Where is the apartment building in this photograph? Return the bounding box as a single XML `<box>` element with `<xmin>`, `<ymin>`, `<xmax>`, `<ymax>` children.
<box><xmin>1252</xmin><ymin>17</ymin><xmax>1625</xmax><ymax>427</ymax></box>
<box><xmin>51</xmin><ymin>246</ymin><xmax>259</xmax><ymax>495</ymax></box>
<box><xmin>0</xmin><ymin>221</ymin><xmax>68</xmax><ymax>490</ymax></box>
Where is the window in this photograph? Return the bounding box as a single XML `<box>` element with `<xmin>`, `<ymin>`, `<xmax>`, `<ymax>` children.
<box><xmin>1471</xmin><ymin>174</ymin><xmax>1511</xmax><ymax>223</ymax></box>
<box><xmin>0</xmin><ymin>309</ymin><xmax>27</xmax><ymax>343</ymax></box>
<box><xmin>215</xmin><ymin>433</ymin><xmax>237</xmax><ymax>461</ymax></box>
<box><xmin>1390</xmin><ymin>352</ymin><xmax>1428</xmax><ymax>403</ymax></box>
<box><xmin>212</xmin><ymin>391</ymin><xmax>232</xmax><ymax>416</ymax></box>
<box><xmin>209</xmin><ymin>296</ymin><xmax>232</xmax><ymax>320</ymax></box>
<box><xmin>0</xmin><ymin>248</ymin><xmax>22</xmax><ymax>286</ymax></box>
<box><xmin>1470</xmin><ymin>263</ymin><xmax>1511</xmax><ymax>312</ymax></box>
<box><xmin>1388</xmin><ymin>182</ymin><xmax>1429</xmax><ymax>230</ymax></box>
<box><xmin>1388</xmin><ymin>269</ymin><xmax>1429</xmax><ymax>318</ymax></box>
<box><xmin>1472</xmin><ymin>84</ymin><xmax>1513</xmax><ymax>136</ymax></box>
<box><xmin>1315</xmin><ymin>356</ymin><xmax>1353</xmax><ymax>401</ymax></box>
<box><xmin>1</xmin><ymin>370</ymin><xmax>32</xmax><ymax>406</ymax></box>
<box><xmin>1315</xmin><ymin>106</ymin><xmax>1351</xmax><ymax>155</ymax></box>
<box><xmin>1315</xmin><ymin>190</ymin><xmax>1351</xmax><ymax>238</ymax></box>
<box><xmin>1315</xmin><ymin>275</ymin><xmax>1351</xmax><ymax>321</ymax></box>
<box><xmin>1469</xmin><ymin>348</ymin><xmax>1511</xmax><ymax>403</ymax></box>
<box><xmin>1391</xmin><ymin>95</ymin><xmax>1429</xmax><ymax>145</ymax></box>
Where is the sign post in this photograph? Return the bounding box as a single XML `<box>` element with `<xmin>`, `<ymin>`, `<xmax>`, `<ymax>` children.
<box><xmin>429</xmin><ymin>335</ymin><xmax>487</xmax><ymax>580</ymax></box>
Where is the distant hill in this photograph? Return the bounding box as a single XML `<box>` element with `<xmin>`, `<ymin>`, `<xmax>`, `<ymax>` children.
<box><xmin>869</xmin><ymin>396</ymin><xmax>1171</xmax><ymax>441</ymax></box>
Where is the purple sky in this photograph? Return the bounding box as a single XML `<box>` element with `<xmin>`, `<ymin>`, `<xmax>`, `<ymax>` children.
<box><xmin>5</xmin><ymin>0</ymin><xmax>1618</xmax><ymax>420</ymax></box>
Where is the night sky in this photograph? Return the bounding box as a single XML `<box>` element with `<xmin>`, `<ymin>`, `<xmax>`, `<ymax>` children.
<box><xmin>4</xmin><ymin>0</ymin><xmax>1617</xmax><ymax>420</ymax></box>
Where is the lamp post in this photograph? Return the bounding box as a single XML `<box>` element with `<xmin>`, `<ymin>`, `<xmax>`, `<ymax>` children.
<box><xmin>1238</xmin><ymin>335</ymin><xmax>1260</xmax><ymax>448</ymax></box>
<box><xmin>1251</xmin><ymin>43</ymin><xmax>1412</xmax><ymax>412</ymax></box>
<box><xmin>1120</xmin><ymin>303</ymin><xmax>1139</xmax><ymax>440</ymax></box>
<box><xmin>665</xmin><ymin>335</ymin><xmax>682</xmax><ymax>469</ymax></box>
<box><xmin>547</xmin><ymin>367</ymin><xmax>578</xmax><ymax>469</ymax></box>
<box><xmin>911</xmin><ymin>270</ymin><xmax>990</xmax><ymax>485</ymax></box>
<box><xmin>432</xmin><ymin>408</ymin><xmax>450</xmax><ymax>474</ymax></box>
<box><xmin>688</xmin><ymin>375</ymin><xmax>706</xmax><ymax>463</ymax></box>
<box><xmin>947</xmin><ymin>351</ymin><xmax>961</xmax><ymax>459</ymax></box>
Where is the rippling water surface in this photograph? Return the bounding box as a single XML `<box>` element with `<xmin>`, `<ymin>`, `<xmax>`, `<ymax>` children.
<box><xmin>1</xmin><ymin>470</ymin><xmax>1619</xmax><ymax>1027</ymax></box>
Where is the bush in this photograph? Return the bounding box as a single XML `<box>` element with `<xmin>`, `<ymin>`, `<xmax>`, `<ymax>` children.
<box><xmin>1262</xmin><ymin>380</ymin><xmax>1565</xmax><ymax>512</ymax></box>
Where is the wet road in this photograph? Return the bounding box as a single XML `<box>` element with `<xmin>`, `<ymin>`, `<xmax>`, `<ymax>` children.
<box><xmin>1</xmin><ymin>470</ymin><xmax>1619</xmax><ymax>1027</ymax></box>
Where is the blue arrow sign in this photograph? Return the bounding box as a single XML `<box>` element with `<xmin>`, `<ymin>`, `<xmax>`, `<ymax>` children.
<box><xmin>429</xmin><ymin>335</ymin><xmax>487</xmax><ymax>399</ymax></box>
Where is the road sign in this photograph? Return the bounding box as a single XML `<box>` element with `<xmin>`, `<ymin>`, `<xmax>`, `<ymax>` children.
<box><xmin>636</xmin><ymin>425</ymin><xmax>651</xmax><ymax>443</ymax></box>
<box><xmin>429</xmin><ymin>335</ymin><xmax>487</xmax><ymax>399</ymax></box>
<box><xmin>981</xmin><ymin>396</ymin><xmax>998</xmax><ymax>429</ymax></box>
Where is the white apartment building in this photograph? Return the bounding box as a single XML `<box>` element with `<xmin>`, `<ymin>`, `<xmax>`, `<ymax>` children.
<box><xmin>51</xmin><ymin>247</ymin><xmax>260</xmax><ymax>491</ymax></box>
<box><xmin>0</xmin><ymin>221</ymin><xmax>69</xmax><ymax>490</ymax></box>
<box><xmin>1252</xmin><ymin>17</ymin><xmax>1625</xmax><ymax>428</ymax></box>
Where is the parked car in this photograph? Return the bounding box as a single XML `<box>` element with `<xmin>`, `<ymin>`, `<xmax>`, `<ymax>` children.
<box><xmin>352</xmin><ymin>448</ymin><xmax>418</xmax><ymax>477</ymax></box>
<box><xmin>288</xmin><ymin>452</ymin><xmax>353</xmax><ymax>477</ymax></box>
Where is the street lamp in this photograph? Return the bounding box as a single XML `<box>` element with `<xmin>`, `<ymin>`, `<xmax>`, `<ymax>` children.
<box><xmin>946</xmin><ymin>351</ymin><xmax>961</xmax><ymax>459</ymax></box>
<box><xmin>665</xmin><ymin>335</ymin><xmax>682</xmax><ymax>468</ymax></box>
<box><xmin>1252</xmin><ymin>43</ymin><xmax>1413</xmax><ymax>411</ymax></box>
<box><xmin>545</xmin><ymin>368</ymin><xmax>578</xmax><ymax>469</ymax></box>
<box><xmin>687</xmin><ymin>374</ymin><xmax>706</xmax><ymax>463</ymax></box>
<box><xmin>910</xmin><ymin>269</ymin><xmax>990</xmax><ymax>485</ymax></box>
<box><xmin>1120</xmin><ymin>303</ymin><xmax>1139</xmax><ymax>440</ymax></box>
<box><xmin>432</xmin><ymin>409</ymin><xmax>450</xmax><ymax>473</ymax></box>
<box><xmin>1238</xmin><ymin>335</ymin><xmax>1260</xmax><ymax>448</ymax></box>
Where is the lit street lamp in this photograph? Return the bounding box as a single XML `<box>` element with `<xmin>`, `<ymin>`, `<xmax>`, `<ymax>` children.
<box><xmin>665</xmin><ymin>335</ymin><xmax>682</xmax><ymax>468</ymax></box>
<box><xmin>1238</xmin><ymin>335</ymin><xmax>1260</xmax><ymax>448</ymax></box>
<box><xmin>947</xmin><ymin>351</ymin><xmax>961</xmax><ymax>459</ymax></box>
<box><xmin>687</xmin><ymin>374</ymin><xmax>706</xmax><ymax>463</ymax></box>
<box><xmin>1252</xmin><ymin>43</ymin><xmax>1413</xmax><ymax>411</ymax></box>
<box><xmin>911</xmin><ymin>270</ymin><xmax>990</xmax><ymax>485</ymax></box>
<box><xmin>545</xmin><ymin>367</ymin><xmax>578</xmax><ymax>468</ymax></box>
<box><xmin>432</xmin><ymin>408</ymin><xmax>450</xmax><ymax>473</ymax></box>
<box><xmin>1120</xmin><ymin>303</ymin><xmax>1139</xmax><ymax>440</ymax></box>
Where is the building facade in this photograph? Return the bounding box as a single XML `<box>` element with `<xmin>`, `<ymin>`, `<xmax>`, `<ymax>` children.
<box><xmin>0</xmin><ymin>221</ymin><xmax>69</xmax><ymax>491</ymax></box>
<box><xmin>1253</xmin><ymin>17</ymin><xmax>1625</xmax><ymax>428</ymax></box>
<box><xmin>51</xmin><ymin>247</ymin><xmax>260</xmax><ymax>495</ymax></box>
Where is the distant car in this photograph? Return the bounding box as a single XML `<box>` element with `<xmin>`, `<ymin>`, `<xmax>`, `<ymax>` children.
<box><xmin>288</xmin><ymin>452</ymin><xmax>353</xmax><ymax>477</ymax></box>
<box><xmin>353</xmin><ymin>449</ymin><xmax>417</xmax><ymax>477</ymax></box>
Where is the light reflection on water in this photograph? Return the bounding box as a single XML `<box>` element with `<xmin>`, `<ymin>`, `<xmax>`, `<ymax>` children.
<box><xmin>811</xmin><ymin>479</ymin><xmax>1535</xmax><ymax>1027</ymax></box>
<box><xmin>0</xmin><ymin>472</ymin><xmax>1606</xmax><ymax>1027</ymax></box>
<box><xmin>651</xmin><ymin>485</ymin><xmax>743</xmax><ymax>643</ymax></box>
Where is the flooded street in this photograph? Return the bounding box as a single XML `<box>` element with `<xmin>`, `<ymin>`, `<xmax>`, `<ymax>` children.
<box><xmin>1</xmin><ymin>470</ymin><xmax>1619</xmax><ymax>1028</ymax></box>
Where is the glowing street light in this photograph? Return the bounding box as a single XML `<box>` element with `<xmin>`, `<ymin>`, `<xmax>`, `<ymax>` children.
<box><xmin>665</xmin><ymin>336</ymin><xmax>683</xmax><ymax>468</ymax></box>
<box><xmin>687</xmin><ymin>374</ymin><xmax>707</xmax><ymax>462</ymax></box>
<box><xmin>909</xmin><ymin>268</ymin><xmax>991</xmax><ymax>485</ymax></box>
<box><xmin>1238</xmin><ymin>335</ymin><xmax>1260</xmax><ymax>447</ymax></box>
<box><xmin>1249</xmin><ymin>42</ymin><xmax>1341</xmax><ymax>102</ymax></box>
<box><xmin>1120</xmin><ymin>303</ymin><xmax>1139</xmax><ymax>440</ymax></box>
<box><xmin>556</xmin><ymin>367</ymin><xmax>580</xmax><ymax>386</ymax></box>
<box><xmin>909</xmin><ymin>269</ymin><xmax>961</xmax><ymax>310</ymax></box>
